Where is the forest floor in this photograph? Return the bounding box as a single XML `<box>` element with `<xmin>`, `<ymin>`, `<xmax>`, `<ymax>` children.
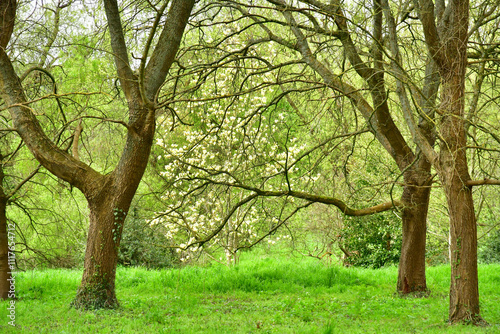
<box><xmin>0</xmin><ymin>251</ymin><xmax>499</xmax><ymax>333</ymax></box>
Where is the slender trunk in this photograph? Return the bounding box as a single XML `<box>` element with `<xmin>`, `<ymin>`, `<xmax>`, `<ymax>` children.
<box><xmin>0</xmin><ymin>194</ymin><xmax>11</xmax><ymax>300</ymax></box>
<box><xmin>439</xmin><ymin>72</ymin><xmax>482</xmax><ymax>323</ymax></box>
<box><xmin>397</xmin><ymin>59</ymin><xmax>439</xmax><ymax>295</ymax></box>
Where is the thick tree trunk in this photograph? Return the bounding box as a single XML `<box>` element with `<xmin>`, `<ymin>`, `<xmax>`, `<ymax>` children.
<box><xmin>72</xmin><ymin>176</ymin><xmax>138</xmax><ymax>309</ymax></box>
<box><xmin>444</xmin><ymin>169</ymin><xmax>480</xmax><ymax>323</ymax></box>
<box><xmin>414</xmin><ymin>0</ymin><xmax>481</xmax><ymax>322</ymax></box>
<box><xmin>0</xmin><ymin>0</ymin><xmax>194</xmax><ymax>311</ymax></box>
<box><xmin>397</xmin><ymin>169</ymin><xmax>431</xmax><ymax>294</ymax></box>
<box><xmin>72</xmin><ymin>192</ymin><xmax>121</xmax><ymax>308</ymax></box>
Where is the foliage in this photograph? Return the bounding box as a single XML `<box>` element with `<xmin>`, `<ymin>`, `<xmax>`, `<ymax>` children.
<box><xmin>478</xmin><ymin>229</ymin><xmax>500</xmax><ymax>264</ymax></box>
<box><xmin>341</xmin><ymin>212</ymin><xmax>402</xmax><ymax>269</ymax></box>
<box><xmin>118</xmin><ymin>209</ymin><xmax>179</xmax><ymax>269</ymax></box>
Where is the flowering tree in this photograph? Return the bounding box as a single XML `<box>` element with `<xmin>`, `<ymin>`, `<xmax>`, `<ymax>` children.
<box><xmin>150</xmin><ymin>5</ymin><xmax>403</xmax><ymax>265</ymax></box>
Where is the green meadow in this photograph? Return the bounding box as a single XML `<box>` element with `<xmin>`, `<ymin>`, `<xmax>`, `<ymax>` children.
<box><xmin>1</xmin><ymin>252</ymin><xmax>499</xmax><ymax>333</ymax></box>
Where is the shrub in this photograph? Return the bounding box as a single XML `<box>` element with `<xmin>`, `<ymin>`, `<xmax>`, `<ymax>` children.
<box><xmin>340</xmin><ymin>211</ymin><xmax>402</xmax><ymax>268</ymax></box>
<box><xmin>478</xmin><ymin>229</ymin><xmax>500</xmax><ymax>264</ymax></box>
<box><xmin>118</xmin><ymin>209</ymin><xmax>179</xmax><ymax>269</ymax></box>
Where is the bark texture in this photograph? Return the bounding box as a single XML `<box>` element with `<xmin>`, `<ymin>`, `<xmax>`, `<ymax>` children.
<box><xmin>439</xmin><ymin>77</ymin><xmax>481</xmax><ymax>323</ymax></box>
<box><xmin>397</xmin><ymin>169</ymin><xmax>431</xmax><ymax>294</ymax></box>
<box><xmin>0</xmin><ymin>165</ymin><xmax>12</xmax><ymax>300</ymax></box>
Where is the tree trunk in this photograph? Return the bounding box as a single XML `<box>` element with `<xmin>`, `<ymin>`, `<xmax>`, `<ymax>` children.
<box><xmin>445</xmin><ymin>169</ymin><xmax>480</xmax><ymax>323</ymax></box>
<box><xmin>72</xmin><ymin>175</ymin><xmax>139</xmax><ymax>309</ymax></box>
<box><xmin>72</xmin><ymin>193</ymin><xmax>118</xmax><ymax>308</ymax></box>
<box><xmin>0</xmin><ymin>0</ymin><xmax>194</xmax><ymax>310</ymax></box>
<box><xmin>397</xmin><ymin>168</ymin><xmax>431</xmax><ymax>294</ymax></box>
<box><xmin>0</xmin><ymin>194</ymin><xmax>11</xmax><ymax>300</ymax></box>
<box><xmin>439</xmin><ymin>70</ymin><xmax>482</xmax><ymax>324</ymax></box>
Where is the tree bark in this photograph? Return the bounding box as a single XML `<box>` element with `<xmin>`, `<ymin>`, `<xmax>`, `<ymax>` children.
<box><xmin>397</xmin><ymin>169</ymin><xmax>431</xmax><ymax>294</ymax></box>
<box><xmin>439</xmin><ymin>77</ymin><xmax>482</xmax><ymax>324</ymax></box>
<box><xmin>0</xmin><ymin>167</ymin><xmax>12</xmax><ymax>300</ymax></box>
<box><xmin>73</xmin><ymin>179</ymin><xmax>128</xmax><ymax>309</ymax></box>
<box><xmin>272</xmin><ymin>0</ymin><xmax>432</xmax><ymax>296</ymax></box>
<box><xmin>416</xmin><ymin>0</ymin><xmax>483</xmax><ymax>323</ymax></box>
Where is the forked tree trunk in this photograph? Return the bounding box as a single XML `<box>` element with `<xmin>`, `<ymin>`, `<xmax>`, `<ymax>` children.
<box><xmin>72</xmin><ymin>110</ymin><xmax>155</xmax><ymax>309</ymax></box>
<box><xmin>0</xmin><ymin>0</ymin><xmax>194</xmax><ymax>310</ymax></box>
<box><xmin>397</xmin><ymin>169</ymin><xmax>431</xmax><ymax>294</ymax></box>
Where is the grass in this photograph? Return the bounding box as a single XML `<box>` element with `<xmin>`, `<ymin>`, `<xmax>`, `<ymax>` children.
<box><xmin>0</xmin><ymin>252</ymin><xmax>499</xmax><ymax>333</ymax></box>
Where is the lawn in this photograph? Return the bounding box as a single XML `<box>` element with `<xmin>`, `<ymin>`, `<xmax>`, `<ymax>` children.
<box><xmin>1</xmin><ymin>253</ymin><xmax>499</xmax><ymax>333</ymax></box>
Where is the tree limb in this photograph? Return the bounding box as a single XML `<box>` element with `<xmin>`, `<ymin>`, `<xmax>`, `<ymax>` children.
<box><xmin>467</xmin><ymin>179</ymin><xmax>500</xmax><ymax>187</ymax></box>
<box><xmin>144</xmin><ymin>0</ymin><xmax>195</xmax><ymax>102</ymax></box>
<box><xmin>200</xmin><ymin>179</ymin><xmax>403</xmax><ymax>216</ymax></box>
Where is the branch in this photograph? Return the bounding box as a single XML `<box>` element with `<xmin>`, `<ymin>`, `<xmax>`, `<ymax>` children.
<box><xmin>7</xmin><ymin>165</ymin><xmax>42</xmax><ymax>199</ymax></box>
<box><xmin>0</xmin><ymin>47</ymin><xmax>103</xmax><ymax>194</ymax></box>
<box><xmin>103</xmin><ymin>0</ymin><xmax>138</xmax><ymax>101</ymax></box>
<box><xmin>467</xmin><ymin>179</ymin><xmax>500</xmax><ymax>187</ymax></box>
<box><xmin>19</xmin><ymin>66</ymin><xmax>67</xmax><ymax>124</ymax></box>
<box><xmin>270</xmin><ymin>0</ymin><xmax>412</xmax><ymax>168</ymax></box>
<box><xmin>202</xmin><ymin>179</ymin><xmax>403</xmax><ymax>216</ymax></box>
<box><xmin>144</xmin><ymin>0</ymin><xmax>195</xmax><ymax>102</ymax></box>
<box><xmin>381</xmin><ymin>0</ymin><xmax>438</xmax><ymax>165</ymax></box>
<box><xmin>194</xmin><ymin>193</ymin><xmax>259</xmax><ymax>248</ymax></box>
<box><xmin>413</xmin><ymin>0</ymin><xmax>446</xmax><ymax>68</ymax></box>
<box><xmin>0</xmin><ymin>0</ymin><xmax>16</xmax><ymax>49</ymax></box>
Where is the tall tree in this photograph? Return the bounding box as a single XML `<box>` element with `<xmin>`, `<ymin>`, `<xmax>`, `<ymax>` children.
<box><xmin>0</xmin><ymin>0</ymin><xmax>195</xmax><ymax>309</ymax></box>
<box><xmin>209</xmin><ymin>0</ymin><xmax>437</xmax><ymax>296</ymax></box>
<box><xmin>410</xmin><ymin>0</ymin><xmax>480</xmax><ymax>324</ymax></box>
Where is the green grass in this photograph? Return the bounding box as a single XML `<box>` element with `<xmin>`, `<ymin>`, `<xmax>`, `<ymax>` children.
<box><xmin>0</xmin><ymin>253</ymin><xmax>499</xmax><ymax>333</ymax></box>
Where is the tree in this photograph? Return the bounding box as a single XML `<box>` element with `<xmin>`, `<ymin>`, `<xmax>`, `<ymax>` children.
<box><xmin>175</xmin><ymin>0</ymin><xmax>436</xmax><ymax>296</ymax></box>
<box><xmin>379</xmin><ymin>0</ymin><xmax>500</xmax><ymax>323</ymax></box>
<box><xmin>0</xmin><ymin>0</ymin><xmax>195</xmax><ymax>309</ymax></box>
<box><xmin>149</xmin><ymin>0</ymin><xmax>413</xmax><ymax>270</ymax></box>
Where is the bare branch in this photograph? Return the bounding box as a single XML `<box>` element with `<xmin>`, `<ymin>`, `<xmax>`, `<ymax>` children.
<box><xmin>467</xmin><ymin>179</ymin><xmax>500</xmax><ymax>187</ymax></box>
<box><xmin>144</xmin><ymin>0</ymin><xmax>195</xmax><ymax>102</ymax></box>
<box><xmin>199</xmin><ymin>179</ymin><xmax>403</xmax><ymax>216</ymax></box>
<box><xmin>7</xmin><ymin>165</ymin><xmax>42</xmax><ymax>199</ymax></box>
<box><xmin>103</xmin><ymin>0</ymin><xmax>138</xmax><ymax>101</ymax></box>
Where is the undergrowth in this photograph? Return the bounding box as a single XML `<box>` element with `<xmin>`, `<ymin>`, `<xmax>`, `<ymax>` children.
<box><xmin>0</xmin><ymin>253</ymin><xmax>499</xmax><ymax>333</ymax></box>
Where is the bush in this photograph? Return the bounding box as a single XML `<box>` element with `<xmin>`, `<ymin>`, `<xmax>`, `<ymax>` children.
<box><xmin>340</xmin><ymin>211</ymin><xmax>402</xmax><ymax>268</ymax></box>
<box><xmin>118</xmin><ymin>209</ymin><xmax>179</xmax><ymax>269</ymax></box>
<box><xmin>478</xmin><ymin>229</ymin><xmax>500</xmax><ymax>264</ymax></box>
